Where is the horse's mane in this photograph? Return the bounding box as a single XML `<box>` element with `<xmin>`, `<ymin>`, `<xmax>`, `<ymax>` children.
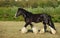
<box><xmin>18</xmin><ymin>8</ymin><xmax>32</xmax><ymax>15</ymax></box>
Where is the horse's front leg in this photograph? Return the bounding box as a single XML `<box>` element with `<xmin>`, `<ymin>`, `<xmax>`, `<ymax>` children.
<box><xmin>21</xmin><ymin>23</ymin><xmax>29</xmax><ymax>33</ymax></box>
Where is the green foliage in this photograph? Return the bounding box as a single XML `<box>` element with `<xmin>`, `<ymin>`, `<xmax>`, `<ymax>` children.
<box><xmin>0</xmin><ymin>0</ymin><xmax>60</xmax><ymax>22</ymax></box>
<box><xmin>0</xmin><ymin>6</ymin><xmax>60</xmax><ymax>22</ymax></box>
<box><xmin>0</xmin><ymin>0</ymin><xmax>59</xmax><ymax>8</ymax></box>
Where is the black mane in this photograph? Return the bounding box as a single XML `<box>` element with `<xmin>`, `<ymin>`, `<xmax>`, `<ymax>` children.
<box><xmin>18</xmin><ymin>8</ymin><xmax>32</xmax><ymax>15</ymax></box>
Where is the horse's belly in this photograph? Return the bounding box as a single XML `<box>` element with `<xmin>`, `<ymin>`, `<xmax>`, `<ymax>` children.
<box><xmin>34</xmin><ymin>21</ymin><xmax>40</xmax><ymax>23</ymax></box>
<box><xmin>32</xmin><ymin>17</ymin><xmax>42</xmax><ymax>23</ymax></box>
<box><xmin>32</xmin><ymin>19</ymin><xmax>42</xmax><ymax>23</ymax></box>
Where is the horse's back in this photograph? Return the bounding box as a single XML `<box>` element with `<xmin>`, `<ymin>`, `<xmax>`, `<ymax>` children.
<box><xmin>31</xmin><ymin>13</ymin><xmax>51</xmax><ymax>23</ymax></box>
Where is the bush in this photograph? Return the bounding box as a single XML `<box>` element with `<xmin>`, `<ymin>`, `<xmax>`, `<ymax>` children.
<box><xmin>0</xmin><ymin>6</ymin><xmax>60</xmax><ymax>22</ymax></box>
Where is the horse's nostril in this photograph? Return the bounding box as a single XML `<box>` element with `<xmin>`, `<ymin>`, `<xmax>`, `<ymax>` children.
<box><xmin>13</xmin><ymin>16</ymin><xmax>17</xmax><ymax>19</ymax></box>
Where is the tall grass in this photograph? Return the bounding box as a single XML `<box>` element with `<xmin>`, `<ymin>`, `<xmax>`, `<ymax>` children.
<box><xmin>0</xmin><ymin>6</ymin><xmax>60</xmax><ymax>22</ymax></box>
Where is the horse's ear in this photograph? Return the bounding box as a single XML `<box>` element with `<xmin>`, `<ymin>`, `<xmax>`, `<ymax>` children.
<box><xmin>18</xmin><ymin>8</ymin><xmax>23</xmax><ymax>10</ymax></box>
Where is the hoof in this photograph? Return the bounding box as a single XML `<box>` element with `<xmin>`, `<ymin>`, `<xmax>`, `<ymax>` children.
<box><xmin>49</xmin><ymin>26</ymin><xmax>56</xmax><ymax>34</ymax></box>
<box><xmin>21</xmin><ymin>27</ymin><xmax>27</xmax><ymax>33</ymax></box>
<box><xmin>32</xmin><ymin>27</ymin><xmax>38</xmax><ymax>34</ymax></box>
<box><xmin>51</xmin><ymin>29</ymin><xmax>56</xmax><ymax>34</ymax></box>
<box><xmin>39</xmin><ymin>28</ymin><xmax>45</xmax><ymax>34</ymax></box>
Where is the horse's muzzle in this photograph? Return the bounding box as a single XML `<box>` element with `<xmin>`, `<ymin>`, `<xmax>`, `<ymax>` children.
<box><xmin>13</xmin><ymin>16</ymin><xmax>17</xmax><ymax>19</ymax></box>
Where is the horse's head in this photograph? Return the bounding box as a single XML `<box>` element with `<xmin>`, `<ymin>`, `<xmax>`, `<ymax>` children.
<box><xmin>14</xmin><ymin>8</ymin><xmax>24</xmax><ymax>18</ymax></box>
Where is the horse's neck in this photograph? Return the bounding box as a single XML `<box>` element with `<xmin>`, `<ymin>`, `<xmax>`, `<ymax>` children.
<box><xmin>21</xmin><ymin>9</ymin><xmax>32</xmax><ymax>18</ymax></box>
<box><xmin>22</xmin><ymin>11</ymin><xmax>32</xmax><ymax>18</ymax></box>
<box><xmin>22</xmin><ymin>13</ymin><xmax>26</xmax><ymax>18</ymax></box>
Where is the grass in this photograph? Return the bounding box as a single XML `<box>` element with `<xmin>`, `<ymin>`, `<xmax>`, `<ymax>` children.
<box><xmin>0</xmin><ymin>21</ymin><xmax>60</xmax><ymax>38</ymax></box>
<box><xmin>0</xmin><ymin>6</ymin><xmax>60</xmax><ymax>22</ymax></box>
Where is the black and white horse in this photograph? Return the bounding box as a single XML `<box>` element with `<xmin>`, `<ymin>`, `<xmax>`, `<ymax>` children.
<box><xmin>14</xmin><ymin>8</ymin><xmax>56</xmax><ymax>34</ymax></box>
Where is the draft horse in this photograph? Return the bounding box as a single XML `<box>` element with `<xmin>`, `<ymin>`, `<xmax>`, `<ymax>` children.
<box><xmin>14</xmin><ymin>8</ymin><xmax>56</xmax><ymax>34</ymax></box>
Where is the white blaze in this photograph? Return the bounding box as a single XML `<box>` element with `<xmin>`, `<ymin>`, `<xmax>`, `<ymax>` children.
<box><xmin>14</xmin><ymin>12</ymin><xmax>17</xmax><ymax>18</ymax></box>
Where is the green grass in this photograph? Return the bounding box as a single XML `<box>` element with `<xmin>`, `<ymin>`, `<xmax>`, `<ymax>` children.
<box><xmin>0</xmin><ymin>21</ymin><xmax>60</xmax><ymax>38</ymax></box>
<box><xmin>0</xmin><ymin>6</ymin><xmax>60</xmax><ymax>22</ymax></box>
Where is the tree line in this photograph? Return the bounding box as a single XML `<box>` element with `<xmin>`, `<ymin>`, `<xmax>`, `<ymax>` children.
<box><xmin>0</xmin><ymin>0</ymin><xmax>60</xmax><ymax>8</ymax></box>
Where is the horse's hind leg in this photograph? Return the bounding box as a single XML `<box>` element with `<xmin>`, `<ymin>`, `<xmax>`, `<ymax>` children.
<box><xmin>43</xmin><ymin>22</ymin><xmax>47</xmax><ymax>32</ymax></box>
<box><xmin>40</xmin><ymin>22</ymin><xmax>47</xmax><ymax>33</ymax></box>
<box><xmin>48</xmin><ymin>21</ymin><xmax>56</xmax><ymax>34</ymax></box>
<box><xmin>30</xmin><ymin>23</ymin><xmax>33</xmax><ymax>28</ymax></box>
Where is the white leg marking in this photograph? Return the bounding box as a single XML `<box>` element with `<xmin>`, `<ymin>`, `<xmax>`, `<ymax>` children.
<box><xmin>49</xmin><ymin>26</ymin><xmax>56</xmax><ymax>34</ymax></box>
<box><xmin>32</xmin><ymin>27</ymin><xmax>38</xmax><ymax>34</ymax></box>
<box><xmin>40</xmin><ymin>28</ymin><xmax>45</xmax><ymax>33</ymax></box>
<box><xmin>21</xmin><ymin>27</ymin><xmax>27</xmax><ymax>33</ymax></box>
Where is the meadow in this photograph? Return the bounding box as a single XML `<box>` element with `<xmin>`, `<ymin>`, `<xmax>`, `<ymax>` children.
<box><xmin>0</xmin><ymin>21</ymin><xmax>60</xmax><ymax>38</ymax></box>
<box><xmin>0</xmin><ymin>0</ymin><xmax>60</xmax><ymax>38</ymax></box>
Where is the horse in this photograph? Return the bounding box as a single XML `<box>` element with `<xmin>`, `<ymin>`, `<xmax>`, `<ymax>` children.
<box><xmin>14</xmin><ymin>8</ymin><xmax>56</xmax><ymax>34</ymax></box>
